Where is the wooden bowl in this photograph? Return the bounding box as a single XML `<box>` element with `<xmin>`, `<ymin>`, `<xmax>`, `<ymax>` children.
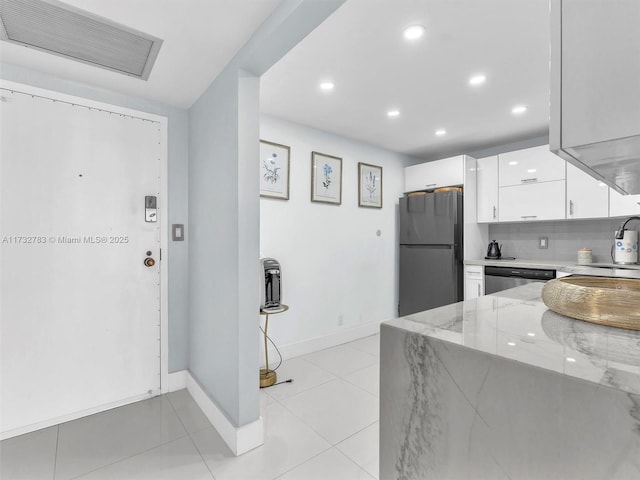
<box><xmin>541</xmin><ymin>276</ymin><xmax>640</xmax><ymax>330</ymax></box>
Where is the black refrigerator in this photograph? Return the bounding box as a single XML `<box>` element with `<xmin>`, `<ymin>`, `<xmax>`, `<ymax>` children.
<box><xmin>399</xmin><ymin>190</ymin><xmax>463</xmax><ymax>316</ymax></box>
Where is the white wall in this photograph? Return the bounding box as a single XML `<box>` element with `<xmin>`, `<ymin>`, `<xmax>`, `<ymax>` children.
<box><xmin>259</xmin><ymin>115</ymin><xmax>416</xmax><ymax>356</ymax></box>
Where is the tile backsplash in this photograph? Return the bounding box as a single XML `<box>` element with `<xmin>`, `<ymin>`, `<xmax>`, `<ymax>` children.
<box><xmin>488</xmin><ymin>218</ymin><xmax>635</xmax><ymax>263</ymax></box>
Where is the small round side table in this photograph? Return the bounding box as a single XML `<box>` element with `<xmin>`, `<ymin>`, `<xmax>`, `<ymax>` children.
<box><xmin>259</xmin><ymin>304</ymin><xmax>288</xmax><ymax>388</ymax></box>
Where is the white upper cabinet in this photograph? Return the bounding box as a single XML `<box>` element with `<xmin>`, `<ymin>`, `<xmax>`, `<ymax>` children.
<box><xmin>566</xmin><ymin>162</ymin><xmax>609</xmax><ymax>219</ymax></box>
<box><xmin>498</xmin><ymin>145</ymin><xmax>566</xmax><ymax>187</ymax></box>
<box><xmin>609</xmin><ymin>190</ymin><xmax>640</xmax><ymax>217</ymax></box>
<box><xmin>476</xmin><ymin>156</ymin><xmax>498</xmax><ymax>223</ymax></box>
<box><xmin>499</xmin><ymin>181</ymin><xmax>566</xmax><ymax>222</ymax></box>
<box><xmin>404</xmin><ymin>155</ymin><xmax>464</xmax><ymax>193</ymax></box>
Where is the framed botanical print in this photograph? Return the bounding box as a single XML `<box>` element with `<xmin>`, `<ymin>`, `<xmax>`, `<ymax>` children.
<box><xmin>260</xmin><ymin>140</ymin><xmax>290</xmax><ymax>200</ymax></box>
<box><xmin>358</xmin><ymin>162</ymin><xmax>382</xmax><ymax>208</ymax></box>
<box><xmin>311</xmin><ymin>151</ymin><xmax>342</xmax><ymax>205</ymax></box>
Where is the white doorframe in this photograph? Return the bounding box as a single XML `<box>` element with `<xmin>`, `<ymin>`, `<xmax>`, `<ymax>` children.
<box><xmin>0</xmin><ymin>80</ymin><xmax>170</xmax><ymax>436</ymax></box>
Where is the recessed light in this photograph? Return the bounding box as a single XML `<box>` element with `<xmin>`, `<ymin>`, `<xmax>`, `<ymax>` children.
<box><xmin>435</xmin><ymin>129</ymin><xmax>447</xmax><ymax>136</ymax></box>
<box><xmin>403</xmin><ymin>25</ymin><xmax>425</xmax><ymax>40</ymax></box>
<box><xmin>527</xmin><ymin>168</ymin><xmax>537</xmax><ymax>173</ymax></box>
<box><xmin>319</xmin><ymin>81</ymin><xmax>335</xmax><ymax>92</ymax></box>
<box><xmin>387</xmin><ymin>110</ymin><xmax>400</xmax><ymax>118</ymax></box>
<box><xmin>527</xmin><ymin>332</ymin><xmax>536</xmax><ymax>337</ymax></box>
<box><xmin>512</xmin><ymin>105</ymin><xmax>527</xmax><ymax>115</ymax></box>
<box><xmin>508</xmin><ymin>161</ymin><xmax>518</xmax><ymax>166</ymax></box>
<box><xmin>469</xmin><ymin>74</ymin><xmax>486</xmax><ymax>86</ymax></box>
<box><xmin>507</xmin><ymin>341</ymin><xmax>516</xmax><ymax>347</ymax></box>
<box><xmin>566</xmin><ymin>357</ymin><xmax>576</xmax><ymax>363</ymax></box>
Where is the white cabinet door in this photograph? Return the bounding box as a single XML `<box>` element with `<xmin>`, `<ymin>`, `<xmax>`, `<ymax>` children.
<box><xmin>499</xmin><ymin>181</ymin><xmax>566</xmax><ymax>222</ymax></box>
<box><xmin>405</xmin><ymin>155</ymin><xmax>464</xmax><ymax>192</ymax></box>
<box><xmin>464</xmin><ymin>265</ymin><xmax>484</xmax><ymax>300</ymax></box>
<box><xmin>476</xmin><ymin>156</ymin><xmax>498</xmax><ymax>222</ymax></box>
<box><xmin>498</xmin><ymin>145</ymin><xmax>566</xmax><ymax>187</ymax></box>
<box><xmin>609</xmin><ymin>190</ymin><xmax>640</xmax><ymax>217</ymax></box>
<box><xmin>465</xmin><ymin>278</ymin><xmax>484</xmax><ymax>300</ymax></box>
<box><xmin>566</xmin><ymin>162</ymin><xmax>609</xmax><ymax>219</ymax></box>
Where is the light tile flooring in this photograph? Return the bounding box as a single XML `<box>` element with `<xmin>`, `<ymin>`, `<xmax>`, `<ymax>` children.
<box><xmin>1</xmin><ymin>334</ymin><xmax>380</xmax><ymax>480</ymax></box>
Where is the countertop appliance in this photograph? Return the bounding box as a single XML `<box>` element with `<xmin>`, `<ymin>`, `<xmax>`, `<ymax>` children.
<box><xmin>399</xmin><ymin>190</ymin><xmax>462</xmax><ymax>316</ymax></box>
<box><xmin>484</xmin><ymin>266</ymin><xmax>556</xmax><ymax>295</ymax></box>
<box><xmin>486</xmin><ymin>240</ymin><xmax>502</xmax><ymax>259</ymax></box>
<box><xmin>612</xmin><ymin>216</ymin><xmax>640</xmax><ymax>264</ymax></box>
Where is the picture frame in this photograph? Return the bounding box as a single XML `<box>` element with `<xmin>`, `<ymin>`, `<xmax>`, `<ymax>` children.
<box><xmin>260</xmin><ymin>140</ymin><xmax>290</xmax><ymax>200</ymax></box>
<box><xmin>358</xmin><ymin>162</ymin><xmax>383</xmax><ymax>208</ymax></box>
<box><xmin>311</xmin><ymin>151</ymin><xmax>342</xmax><ymax>204</ymax></box>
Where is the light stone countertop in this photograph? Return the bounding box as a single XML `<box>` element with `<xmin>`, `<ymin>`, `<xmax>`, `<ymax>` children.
<box><xmin>466</xmin><ymin>258</ymin><xmax>640</xmax><ymax>276</ymax></box>
<box><xmin>465</xmin><ymin>258</ymin><xmax>576</xmax><ymax>269</ymax></box>
<box><xmin>383</xmin><ymin>282</ymin><xmax>640</xmax><ymax>395</ymax></box>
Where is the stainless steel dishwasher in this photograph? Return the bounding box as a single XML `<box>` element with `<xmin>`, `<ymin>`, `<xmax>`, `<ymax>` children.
<box><xmin>484</xmin><ymin>266</ymin><xmax>556</xmax><ymax>294</ymax></box>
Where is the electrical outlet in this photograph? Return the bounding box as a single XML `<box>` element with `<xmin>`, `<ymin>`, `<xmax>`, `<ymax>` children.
<box><xmin>539</xmin><ymin>237</ymin><xmax>548</xmax><ymax>249</ymax></box>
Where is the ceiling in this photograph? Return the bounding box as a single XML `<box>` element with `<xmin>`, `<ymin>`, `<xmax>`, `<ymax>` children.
<box><xmin>260</xmin><ymin>0</ymin><xmax>551</xmax><ymax>160</ymax></box>
<box><xmin>0</xmin><ymin>0</ymin><xmax>282</xmax><ymax>108</ymax></box>
<box><xmin>0</xmin><ymin>0</ymin><xmax>551</xmax><ymax>160</ymax></box>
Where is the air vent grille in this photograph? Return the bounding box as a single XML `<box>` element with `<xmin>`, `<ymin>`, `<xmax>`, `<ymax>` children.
<box><xmin>0</xmin><ymin>0</ymin><xmax>163</xmax><ymax>80</ymax></box>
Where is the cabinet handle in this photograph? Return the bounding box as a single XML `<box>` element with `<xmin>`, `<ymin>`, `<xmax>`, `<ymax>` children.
<box><xmin>521</xmin><ymin>178</ymin><xmax>538</xmax><ymax>183</ymax></box>
<box><xmin>425</xmin><ymin>183</ymin><xmax>436</xmax><ymax>187</ymax></box>
<box><xmin>477</xmin><ymin>284</ymin><xmax>481</xmax><ymax>296</ymax></box>
<box><xmin>521</xmin><ymin>215</ymin><xmax>538</xmax><ymax>219</ymax></box>
<box><xmin>493</xmin><ymin>206</ymin><xmax>497</xmax><ymax>219</ymax></box>
<box><xmin>569</xmin><ymin>200</ymin><xmax>574</xmax><ymax>216</ymax></box>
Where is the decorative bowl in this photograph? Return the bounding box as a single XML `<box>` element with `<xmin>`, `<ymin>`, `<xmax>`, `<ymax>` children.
<box><xmin>541</xmin><ymin>276</ymin><xmax>640</xmax><ymax>330</ymax></box>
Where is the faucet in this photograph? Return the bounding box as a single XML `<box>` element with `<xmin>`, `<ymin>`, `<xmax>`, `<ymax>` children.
<box><xmin>614</xmin><ymin>216</ymin><xmax>640</xmax><ymax>239</ymax></box>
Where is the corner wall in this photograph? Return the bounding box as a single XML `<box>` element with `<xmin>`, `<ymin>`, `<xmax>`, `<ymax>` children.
<box><xmin>259</xmin><ymin>115</ymin><xmax>413</xmax><ymax>355</ymax></box>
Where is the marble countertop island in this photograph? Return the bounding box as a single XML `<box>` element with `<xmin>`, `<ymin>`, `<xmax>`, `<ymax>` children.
<box><xmin>380</xmin><ymin>282</ymin><xmax>640</xmax><ymax>480</ymax></box>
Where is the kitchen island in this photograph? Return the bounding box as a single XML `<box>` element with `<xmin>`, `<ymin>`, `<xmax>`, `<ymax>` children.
<box><xmin>380</xmin><ymin>282</ymin><xmax>640</xmax><ymax>480</ymax></box>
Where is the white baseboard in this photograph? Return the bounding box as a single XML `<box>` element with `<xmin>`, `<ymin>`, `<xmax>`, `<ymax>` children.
<box><xmin>167</xmin><ymin>370</ymin><xmax>187</xmax><ymax>392</ymax></box>
<box><xmin>184</xmin><ymin>371</ymin><xmax>263</xmax><ymax>456</ymax></box>
<box><xmin>272</xmin><ymin>320</ymin><xmax>382</xmax><ymax>363</ymax></box>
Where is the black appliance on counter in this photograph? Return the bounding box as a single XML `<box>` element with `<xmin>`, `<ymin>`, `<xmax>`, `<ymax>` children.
<box><xmin>399</xmin><ymin>190</ymin><xmax>463</xmax><ymax>316</ymax></box>
<box><xmin>486</xmin><ymin>240</ymin><xmax>502</xmax><ymax>259</ymax></box>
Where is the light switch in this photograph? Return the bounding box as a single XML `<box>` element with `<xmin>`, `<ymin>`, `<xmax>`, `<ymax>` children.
<box><xmin>539</xmin><ymin>236</ymin><xmax>548</xmax><ymax>249</ymax></box>
<box><xmin>172</xmin><ymin>224</ymin><xmax>184</xmax><ymax>241</ymax></box>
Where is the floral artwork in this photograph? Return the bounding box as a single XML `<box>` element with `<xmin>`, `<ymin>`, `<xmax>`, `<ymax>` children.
<box><xmin>311</xmin><ymin>152</ymin><xmax>342</xmax><ymax>204</ymax></box>
<box><xmin>263</xmin><ymin>153</ymin><xmax>280</xmax><ymax>185</ymax></box>
<box><xmin>322</xmin><ymin>163</ymin><xmax>333</xmax><ymax>189</ymax></box>
<box><xmin>358</xmin><ymin>162</ymin><xmax>382</xmax><ymax>208</ymax></box>
<box><xmin>260</xmin><ymin>140</ymin><xmax>290</xmax><ymax>200</ymax></box>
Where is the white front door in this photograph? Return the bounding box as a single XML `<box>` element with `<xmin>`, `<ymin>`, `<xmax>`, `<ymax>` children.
<box><xmin>1</xmin><ymin>87</ymin><xmax>162</xmax><ymax>437</ymax></box>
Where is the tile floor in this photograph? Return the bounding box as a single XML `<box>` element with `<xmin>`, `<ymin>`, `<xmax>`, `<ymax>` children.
<box><xmin>1</xmin><ymin>334</ymin><xmax>380</xmax><ymax>480</ymax></box>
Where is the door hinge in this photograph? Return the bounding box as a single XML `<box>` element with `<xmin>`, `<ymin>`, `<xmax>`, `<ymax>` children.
<box><xmin>159</xmin><ymin>248</ymin><xmax>162</xmax><ymax>261</ymax></box>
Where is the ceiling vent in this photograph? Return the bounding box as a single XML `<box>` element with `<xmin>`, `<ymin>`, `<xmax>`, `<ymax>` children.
<box><xmin>0</xmin><ymin>0</ymin><xmax>163</xmax><ymax>80</ymax></box>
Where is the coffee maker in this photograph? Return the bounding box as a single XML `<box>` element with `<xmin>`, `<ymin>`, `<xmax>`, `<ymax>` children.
<box><xmin>260</xmin><ymin>258</ymin><xmax>282</xmax><ymax>310</ymax></box>
<box><xmin>613</xmin><ymin>217</ymin><xmax>640</xmax><ymax>264</ymax></box>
